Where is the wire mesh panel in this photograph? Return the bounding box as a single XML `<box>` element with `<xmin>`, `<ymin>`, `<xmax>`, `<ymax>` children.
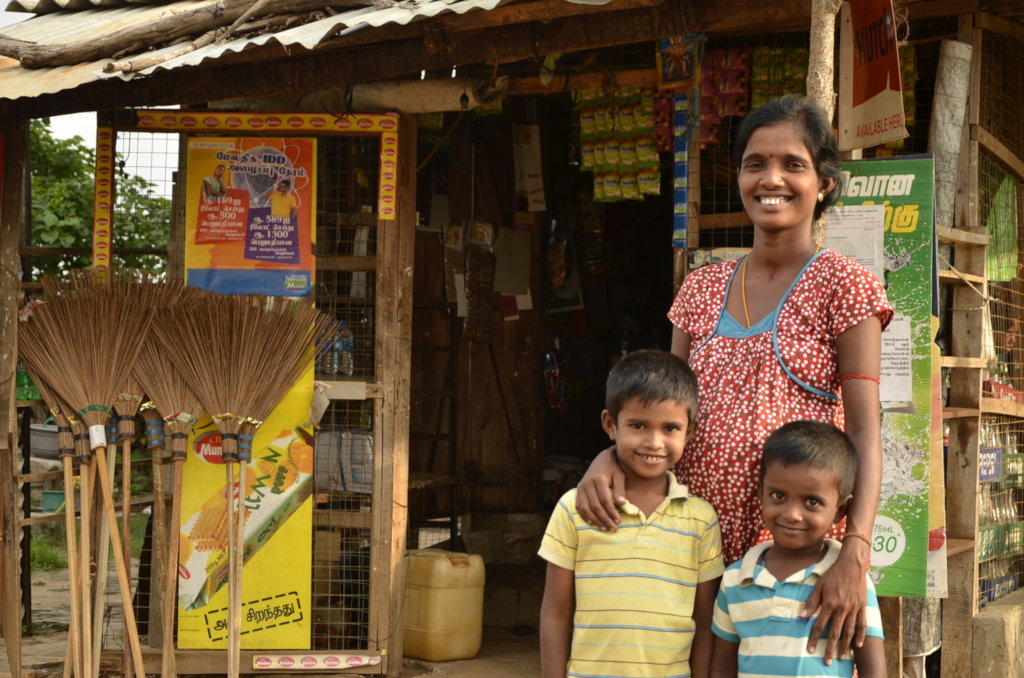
<box><xmin>112</xmin><ymin>130</ymin><xmax>176</xmax><ymax>273</ymax></box>
<box><xmin>312</xmin><ymin>400</ymin><xmax>374</xmax><ymax>650</ymax></box>
<box><xmin>978</xmin><ymin>415</ymin><xmax>1024</xmax><ymax>606</ymax></box>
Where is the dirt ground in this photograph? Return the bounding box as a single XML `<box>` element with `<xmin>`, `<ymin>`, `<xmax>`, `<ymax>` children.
<box><xmin>0</xmin><ymin>568</ymin><xmax>540</xmax><ymax>678</ymax></box>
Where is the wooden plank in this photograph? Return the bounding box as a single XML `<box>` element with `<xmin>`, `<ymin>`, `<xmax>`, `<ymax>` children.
<box><xmin>939</xmin><ymin>356</ymin><xmax>985</xmax><ymax>368</ymax></box>
<box><xmin>937</xmin><ymin>268</ymin><xmax>986</xmax><ymax>285</ymax></box>
<box><xmin>942</xmin><ymin>549</ymin><xmax>978</xmax><ymax>678</ymax></box>
<box><xmin>507</xmin><ymin>68</ymin><xmax>658</xmax><ymax>95</ymax></box>
<box><xmin>945</xmin><ymin>538</ymin><xmax>975</xmax><ymax>557</ymax></box>
<box><xmin>942</xmin><ymin>406</ymin><xmax>981</xmax><ymax>419</ymax></box>
<box><xmin>0</xmin><ymin>111</ymin><xmax>27</xmax><ymax>678</ymax></box>
<box><xmin>936</xmin><ymin>225</ymin><xmax>990</xmax><ymax>245</ymax></box>
<box><xmin>974</xmin><ymin>10</ymin><xmax>1024</xmax><ymax>42</ymax></box>
<box><xmin>980</xmin><ymin>397</ymin><xmax>1024</xmax><ymax>418</ymax></box>
<box><xmin>321</xmin><ymin>380</ymin><xmax>369</xmax><ymax>400</ymax></box>
<box><xmin>311</xmin><ymin>510</ymin><xmax>373</xmax><ymax>530</ymax></box>
<box><xmin>974</xmin><ymin>125</ymin><xmax>1024</xmax><ymax>179</ymax></box>
<box><xmin>368</xmin><ymin>114</ymin><xmax>415</xmax><ymax>676</ymax></box>
<box><xmin>879</xmin><ymin>597</ymin><xmax>902</xmax><ymax>678</ymax></box>
<box><xmin>114</xmin><ymin>649</ymin><xmax>385</xmax><ymax>675</ymax></box>
<box><xmin>697</xmin><ymin>211</ymin><xmax>753</xmax><ymax>230</ymax></box>
<box><xmin>317</xmin><ymin>255</ymin><xmax>378</xmax><ymax>272</ymax></box>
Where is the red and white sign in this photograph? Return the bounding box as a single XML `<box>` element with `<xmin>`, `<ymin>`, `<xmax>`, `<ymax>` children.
<box><xmin>838</xmin><ymin>0</ymin><xmax>908</xmax><ymax>150</ymax></box>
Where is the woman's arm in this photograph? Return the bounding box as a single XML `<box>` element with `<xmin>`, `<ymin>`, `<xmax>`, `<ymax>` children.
<box><xmin>540</xmin><ymin>563</ymin><xmax>575</xmax><ymax>678</ymax></box>
<box><xmin>803</xmin><ymin>316</ymin><xmax>882</xmax><ymax>662</ymax></box>
<box><xmin>853</xmin><ymin>637</ymin><xmax>887</xmax><ymax>678</ymax></box>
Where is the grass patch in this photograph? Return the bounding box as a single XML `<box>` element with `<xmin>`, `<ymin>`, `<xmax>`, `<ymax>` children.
<box><xmin>29</xmin><ymin>535</ymin><xmax>68</xmax><ymax>571</ymax></box>
<box><xmin>28</xmin><ymin>510</ymin><xmax>151</xmax><ymax>572</ymax></box>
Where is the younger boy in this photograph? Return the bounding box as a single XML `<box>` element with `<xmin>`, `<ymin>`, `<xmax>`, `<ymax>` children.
<box><xmin>539</xmin><ymin>350</ymin><xmax>724</xmax><ymax>678</ymax></box>
<box><xmin>710</xmin><ymin>420</ymin><xmax>885</xmax><ymax>678</ymax></box>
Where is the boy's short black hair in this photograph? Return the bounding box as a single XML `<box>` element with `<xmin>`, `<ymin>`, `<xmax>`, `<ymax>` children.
<box><xmin>605</xmin><ymin>349</ymin><xmax>698</xmax><ymax>428</ymax></box>
<box><xmin>761</xmin><ymin>420</ymin><xmax>857</xmax><ymax>498</ymax></box>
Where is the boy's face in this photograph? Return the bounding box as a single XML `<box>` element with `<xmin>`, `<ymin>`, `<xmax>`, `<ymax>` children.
<box><xmin>601</xmin><ymin>397</ymin><xmax>688</xmax><ymax>482</ymax></box>
<box><xmin>761</xmin><ymin>460</ymin><xmax>849</xmax><ymax>553</ymax></box>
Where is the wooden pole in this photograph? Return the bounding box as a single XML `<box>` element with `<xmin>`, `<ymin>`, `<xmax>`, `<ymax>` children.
<box><xmin>93</xmin><ymin>444</ymin><xmax>147</xmax><ymax>676</ymax></box>
<box><xmin>927</xmin><ymin>39</ymin><xmax>973</xmax><ymax>229</ymax></box>
<box><xmin>807</xmin><ymin>0</ymin><xmax>842</xmax><ymax>245</ymax></box>
<box><xmin>0</xmin><ymin>111</ymin><xmax>27</xmax><ymax>678</ymax></box>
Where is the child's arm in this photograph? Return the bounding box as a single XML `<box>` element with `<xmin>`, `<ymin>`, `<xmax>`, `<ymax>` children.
<box><xmin>709</xmin><ymin>635</ymin><xmax>739</xmax><ymax>678</ymax></box>
<box><xmin>540</xmin><ymin>563</ymin><xmax>575</xmax><ymax>678</ymax></box>
<box><xmin>690</xmin><ymin>578</ymin><xmax>720</xmax><ymax>678</ymax></box>
<box><xmin>853</xmin><ymin>636</ymin><xmax>886</xmax><ymax>678</ymax></box>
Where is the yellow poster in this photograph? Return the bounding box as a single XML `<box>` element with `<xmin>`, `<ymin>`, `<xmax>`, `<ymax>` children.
<box><xmin>176</xmin><ymin>371</ymin><xmax>314</xmax><ymax>649</ymax></box>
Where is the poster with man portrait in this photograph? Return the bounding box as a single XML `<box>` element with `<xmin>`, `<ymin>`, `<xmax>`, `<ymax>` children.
<box><xmin>185</xmin><ymin>137</ymin><xmax>316</xmax><ymax>296</ymax></box>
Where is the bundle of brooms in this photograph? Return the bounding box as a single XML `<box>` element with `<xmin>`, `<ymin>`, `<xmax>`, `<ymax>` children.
<box><xmin>19</xmin><ymin>269</ymin><xmax>162</xmax><ymax>678</ymax></box>
<box><xmin>152</xmin><ymin>292</ymin><xmax>336</xmax><ymax>678</ymax></box>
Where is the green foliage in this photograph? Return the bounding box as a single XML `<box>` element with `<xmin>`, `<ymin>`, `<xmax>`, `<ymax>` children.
<box><xmin>29</xmin><ymin>533</ymin><xmax>68</xmax><ymax>571</ymax></box>
<box><xmin>29</xmin><ymin>119</ymin><xmax>172</xmax><ymax>277</ymax></box>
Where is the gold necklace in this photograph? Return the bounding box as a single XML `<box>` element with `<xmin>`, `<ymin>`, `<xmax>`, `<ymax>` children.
<box><xmin>741</xmin><ymin>246</ymin><xmax>821</xmax><ymax>329</ymax></box>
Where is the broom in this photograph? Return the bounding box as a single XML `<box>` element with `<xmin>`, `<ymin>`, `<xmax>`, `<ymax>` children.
<box><xmin>22</xmin><ymin>276</ymin><xmax>152</xmax><ymax>677</ymax></box>
<box><xmin>133</xmin><ymin>330</ymin><xmax>206</xmax><ymax>678</ymax></box>
<box><xmin>153</xmin><ymin>293</ymin><xmax>336</xmax><ymax>677</ymax></box>
<box><xmin>16</xmin><ymin>366</ymin><xmax>83</xmax><ymax>678</ymax></box>
<box><xmin>113</xmin><ymin>375</ymin><xmax>144</xmax><ymax>678</ymax></box>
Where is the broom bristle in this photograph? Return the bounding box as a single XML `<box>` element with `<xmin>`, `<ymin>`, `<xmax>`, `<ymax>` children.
<box><xmin>19</xmin><ymin>272</ymin><xmax>155</xmax><ymax>439</ymax></box>
<box><xmin>133</xmin><ymin>332</ymin><xmax>205</xmax><ymax>457</ymax></box>
<box><xmin>151</xmin><ymin>294</ymin><xmax>336</xmax><ymax>458</ymax></box>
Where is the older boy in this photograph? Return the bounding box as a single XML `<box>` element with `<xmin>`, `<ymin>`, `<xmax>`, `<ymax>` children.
<box><xmin>539</xmin><ymin>350</ymin><xmax>724</xmax><ymax>678</ymax></box>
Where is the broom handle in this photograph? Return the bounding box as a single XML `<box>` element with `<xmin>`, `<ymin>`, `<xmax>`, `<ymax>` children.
<box><xmin>61</xmin><ymin>455</ymin><xmax>83</xmax><ymax>678</ymax></box>
<box><xmin>160</xmin><ymin>458</ymin><xmax>185</xmax><ymax>678</ymax></box>
<box><xmin>232</xmin><ymin>457</ymin><xmax>247</xmax><ymax>677</ymax></box>
<box><xmin>121</xmin><ymin>437</ymin><xmax>134</xmax><ymax>678</ymax></box>
<box><xmin>225</xmin><ymin>460</ymin><xmax>238</xmax><ymax>678</ymax></box>
<box><xmin>91</xmin><ymin>436</ymin><xmax>118</xmax><ymax>678</ymax></box>
<box><xmin>77</xmin><ymin>456</ymin><xmax>93</xmax><ymax>678</ymax></box>
<box><xmin>93</xmin><ymin>445</ymin><xmax>147</xmax><ymax>677</ymax></box>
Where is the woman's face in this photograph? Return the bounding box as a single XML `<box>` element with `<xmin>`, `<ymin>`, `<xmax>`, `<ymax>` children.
<box><xmin>737</xmin><ymin>121</ymin><xmax>834</xmax><ymax>234</ymax></box>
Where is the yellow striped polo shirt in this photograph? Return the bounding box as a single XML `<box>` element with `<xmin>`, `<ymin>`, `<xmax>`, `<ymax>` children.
<box><xmin>539</xmin><ymin>474</ymin><xmax>724</xmax><ymax>678</ymax></box>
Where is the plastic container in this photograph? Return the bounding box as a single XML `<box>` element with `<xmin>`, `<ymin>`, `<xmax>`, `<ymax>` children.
<box><xmin>403</xmin><ymin>549</ymin><xmax>485</xmax><ymax>662</ymax></box>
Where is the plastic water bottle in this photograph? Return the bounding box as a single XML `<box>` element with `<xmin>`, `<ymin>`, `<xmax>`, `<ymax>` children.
<box><xmin>335</xmin><ymin>322</ymin><xmax>354</xmax><ymax>377</ymax></box>
<box><xmin>318</xmin><ymin>331</ymin><xmax>337</xmax><ymax>376</ymax></box>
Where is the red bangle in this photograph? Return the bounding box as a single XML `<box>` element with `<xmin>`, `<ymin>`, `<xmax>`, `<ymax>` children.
<box><xmin>839</xmin><ymin>373</ymin><xmax>880</xmax><ymax>384</ymax></box>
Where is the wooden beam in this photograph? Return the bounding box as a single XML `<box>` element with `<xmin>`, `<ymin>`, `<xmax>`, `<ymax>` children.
<box><xmin>974</xmin><ymin>125</ymin><xmax>1024</xmax><ymax>180</ymax></box>
<box><xmin>939</xmin><ymin>356</ymin><xmax>986</xmax><ymax>368</ymax></box>
<box><xmin>507</xmin><ymin>68</ymin><xmax>658</xmax><ymax>96</ymax></box>
<box><xmin>974</xmin><ymin>10</ymin><xmax>1024</xmax><ymax>42</ymax></box>
<box><xmin>697</xmin><ymin>212</ymin><xmax>753</xmax><ymax>230</ymax></box>
<box><xmin>936</xmin><ymin>225</ymin><xmax>990</xmax><ymax>245</ymax></box>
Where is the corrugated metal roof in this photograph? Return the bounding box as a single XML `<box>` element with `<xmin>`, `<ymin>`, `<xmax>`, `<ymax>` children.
<box><xmin>0</xmin><ymin>0</ymin><xmax>507</xmax><ymax>102</ymax></box>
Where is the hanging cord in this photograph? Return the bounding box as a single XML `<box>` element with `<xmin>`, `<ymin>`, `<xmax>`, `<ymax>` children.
<box><xmin>938</xmin><ymin>250</ymin><xmax>993</xmax><ymax>311</ymax></box>
<box><xmin>416</xmin><ymin>112</ymin><xmax>464</xmax><ymax>173</ymax></box>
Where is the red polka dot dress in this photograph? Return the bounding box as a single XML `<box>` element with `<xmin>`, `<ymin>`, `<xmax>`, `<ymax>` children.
<box><xmin>667</xmin><ymin>249</ymin><xmax>892</xmax><ymax>564</ymax></box>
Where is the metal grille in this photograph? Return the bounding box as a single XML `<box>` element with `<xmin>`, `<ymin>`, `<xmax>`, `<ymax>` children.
<box><xmin>978</xmin><ymin>415</ymin><xmax>1024</xmax><ymax>606</ymax></box>
<box><xmin>112</xmin><ymin>130</ymin><xmax>176</xmax><ymax>273</ymax></box>
<box><xmin>981</xmin><ymin>29</ymin><xmax>1024</xmax><ymax>163</ymax></box>
<box><xmin>312</xmin><ymin>400</ymin><xmax>374</xmax><ymax>650</ymax></box>
<box><xmin>314</xmin><ymin>135</ymin><xmax>380</xmax><ymax>381</ymax></box>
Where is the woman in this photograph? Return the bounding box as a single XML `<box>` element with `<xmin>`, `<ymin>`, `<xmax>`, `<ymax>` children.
<box><xmin>576</xmin><ymin>96</ymin><xmax>892</xmax><ymax>664</ymax></box>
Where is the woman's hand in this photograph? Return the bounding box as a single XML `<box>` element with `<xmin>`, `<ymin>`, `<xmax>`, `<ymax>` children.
<box><xmin>801</xmin><ymin>538</ymin><xmax>870</xmax><ymax>663</ymax></box>
<box><xmin>575</xmin><ymin>446</ymin><xmax>626</xmax><ymax>531</ymax></box>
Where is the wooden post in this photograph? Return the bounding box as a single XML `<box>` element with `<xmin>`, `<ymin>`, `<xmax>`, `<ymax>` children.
<box><xmin>807</xmin><ymin>0</ymin><xmax>842</xmax><ymax>246</ymax></box>
<box><xmin>941</xmin><ymin>15</ymin><xmax>984</xmax><ymax>678</ymax></box>
<box><xmin>371</xmin><ymin>114</ymin><xmax>415</xmax><ymax>676</ymax></box>
<box><xmin>0</xmin><ymin>108</ymin><xmax>27</xmax><ymax>678</ymax></box>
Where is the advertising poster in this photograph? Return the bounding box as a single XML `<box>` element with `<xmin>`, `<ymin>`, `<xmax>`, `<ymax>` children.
<box><xmin>835</xmin><ymin>157</ymin><xmax>940</xmax><ymax>597</ymax></box>
<box><xmin>838</xmin><ymin>0</ymin><xmax>909</xmax><ymax>150</ymax></box>
<box><xmin>185</xmin><ymin>137</ymin><xmax>316</xmax><ymax>296</ymax></box>
<box><xmin>176</xmin><ymin>368</ymin><xmax>315</xmax><ymax>649</ymax></box>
